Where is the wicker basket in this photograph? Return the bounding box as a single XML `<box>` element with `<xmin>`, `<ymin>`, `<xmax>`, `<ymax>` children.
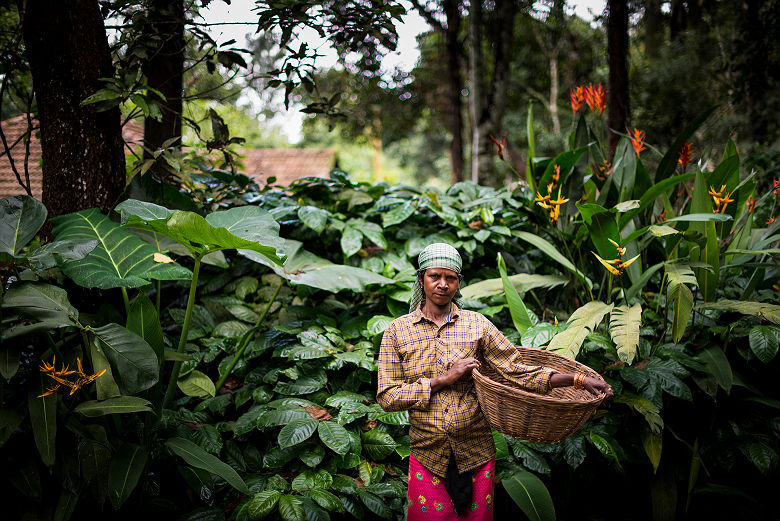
<box><xmin>472</xmin><ymin>346</ymin><xmax>605</xmax><ymax>443</ymax></box>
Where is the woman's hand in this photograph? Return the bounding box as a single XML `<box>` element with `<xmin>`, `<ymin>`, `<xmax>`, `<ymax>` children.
<box><xmin>584</xmin><ymin>377</ymin><xmax>613</xmax><ymax>398</ymax></box>
<box><xmin>431</xmin><ymin>357</ymin><xmax>481</xmax><ymax>392</ymax></box>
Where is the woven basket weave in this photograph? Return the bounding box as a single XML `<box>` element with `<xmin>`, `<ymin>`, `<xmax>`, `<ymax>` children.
<box><xmin>473</xmin><ymin>346</ymin><xmax>605</xmax><ymax>443</ymax></box>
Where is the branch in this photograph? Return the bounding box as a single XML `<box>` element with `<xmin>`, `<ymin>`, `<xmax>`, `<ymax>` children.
<box><xmin>408</xmin><ymin>0</ymin><xmax>445</xmax><ymax>32</ymax></box>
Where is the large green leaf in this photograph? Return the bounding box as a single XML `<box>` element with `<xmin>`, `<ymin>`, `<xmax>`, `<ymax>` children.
<box><xmin>50</xmin><ymin>208</ymin><xmax>192</xmax><ymax>289</ymax></box>
<box><xmin>115</xmin><ymin>200</ymin><xmax>284</xmax><ymax>263</ymax></box>
<box><xmin>361</xmin><ymin>430</ymin><xmax>395</xmax><ymax>460</ymax></box>
<box><xmin>28</xmin><ymin>373</ymin><xmax>57</xmax><ymax>466</ymax></box>
<box><xmin>513</xmin><ymin>231</ymin><xmax>592</xmax><ymax>288</ymax></box>
<box><xmin>1</xmin><ymin>281</ymin><xmax>79</xmax><ymax>328</ymax></box>
<box><xmin>618</xmin><ymin>172</ymin><xmax>697</xmax><ymax>230</ymax></box>
<box><xmin>697</xmin><ymin>346</ymin><xmax>733</xmax><ymax>392</ymax></box>
<box><xmin>577</xmin><ymin>203</ymin><xmax>620</xmax><ymax>259</ymax></box>
<box><xmin>461</xmin><ymin>274</ymin><xmax>568</xmax><ymax>300</ymax></box>
<box><xmin>749</xmin><ymin>326</ymin><xmax>780</xmax><ymax>363</ymax></box>
<box><xmin>610</xmin><ymin>137</ymin><xmax>637</xmax><ymax>201</ymax></box>
<box><xmin>278</xmin><ymin>418</ymin><xmax>318</xmax><ymax>448</ymax></box>
<box><xmin>567</xmin><ymin>301</ymin><xmax>614</xmax><ymax>330</ymax></box>
<box><xmin>0</xmin><ymin>195</ymin><xmax>47</xmax><ymax>255</ymax></box>
<box><xmin>547</xmin><ymin>326</ymin><xmax>589</xmax><ymax>359</ymax></box>
<box><xmin>318</xmin><ymin>421</ymin><xmax>350</xmax><ymax>456</ymax></box>
<box><xmin>91</xmin><ymin>323</ymin><xmax>159</xmax><ymax>395</ymax></box>
<box><xmin>126</xmin><ymin>292</ymin><xmax>163</xmax><ymax>369</ymax></box>
<box><xmin>498</xmin><ymin>253</ymin><xmax>532</xmax><ymax>335</ymax></box>
<box><xmin>165</xmin><ymin>437</ymin><xmax>249</xmax><ymax>494</ymax></box>
<box><xmin>74</xmin><ymin>396</ymin><xmax>153</xmax><ymax>417</ymax></box>
<box><xmin>177</xmin><ymin>370</ymin><xmax>216</xmax><ymax>398</ymax></box>
<box><xmin>246</xmin><ymin>490</ymin><xmax>282</xmax><ymax>519</ymax></box>
<box><xmin>698</xmin><ymin>301</ymin><xmax>780</xmax><ymax>325</ymax></box>
<box><xmin>241</xmin><ymin>239</ymin><xmax>394</xmax><ymax>292</ymax></box>
<box><xmin>298</xmin><ymin>206</ymin><xmax>330</xmax><ymax>234</ymax></box>
<box><xmin>382</xmin><ymin>200</ymin><xmax>416</xmax><ymax>227</ymax></box>
<box><xmin>278</xmin><ymin>495</ymin><xmax>306</xmax><ymax>521</ymax></box>
<box><xmin>502</xmin><ymin>470</ymin><xmax>556</xmax><ymax>521</ymax></box>
<box><xmin>667</xmin><ymin>283</ymin><xmax>693</xmax><ymax>344</ymax></box>
<box><xmin>108</xmin><ymin>443</ymin><xmax>148</xmax><ymax>510</ymax></box>
<box><xmin>609</xmin><ymin>303</ymin><xmax>642</xmax><ymax>363</ymax></box>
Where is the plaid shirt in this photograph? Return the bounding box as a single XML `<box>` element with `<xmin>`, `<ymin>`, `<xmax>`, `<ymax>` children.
<box><xmin>377</xmin><ymin>305</ymin><xmax>556</xmax><ymax>477</ymax></box>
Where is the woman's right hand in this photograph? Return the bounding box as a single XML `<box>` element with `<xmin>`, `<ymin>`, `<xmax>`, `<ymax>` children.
<box><xmin>431</xmin><ymin>357</ymin><xmax>481</xmax><ymax>392</ymax></box>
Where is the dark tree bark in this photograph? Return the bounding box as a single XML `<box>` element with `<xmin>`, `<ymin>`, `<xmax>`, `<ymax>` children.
<box><xmin>143</xmin><ymin>0</ymin><xmax>185</xmax><ymax>164</ymax></box>
<box><xmin>470</xmin><ymin>0</ymin><xmax>516</xmax><ymax>186</ymax></box>
<box><xmin>20</xmin><ymin>0</ymin><xmax>125</xmax><ymax>217</ymax></box>
<box><xmin>444</xmin><ymin>0</ymin><xmax>464</xmax><ymax>184</ymax></box>
<box><xmin>643</xmin><ymin>0</ymin><xmax>664</xmax><ymax>60</ymax></box>
<box><xmin>607</xmin><ymin>0</ymin><xmax>630</xmax><ymax>160</ymax></box>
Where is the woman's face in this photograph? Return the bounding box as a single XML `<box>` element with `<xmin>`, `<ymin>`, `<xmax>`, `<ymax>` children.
<box><xmin>420</xmin><ymin>267</ymin><xmax>459</xmax><ymax>307</ymax></box>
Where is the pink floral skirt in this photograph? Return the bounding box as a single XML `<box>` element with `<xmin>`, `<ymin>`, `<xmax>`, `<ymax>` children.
<box><xmin>407</xmin><ymin>455</ymin><xmax>495</xmax><ymax>521</ymax></box>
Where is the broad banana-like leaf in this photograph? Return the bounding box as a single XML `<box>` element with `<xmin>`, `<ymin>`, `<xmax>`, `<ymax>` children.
<box><xmin>498</xmin><ymin>253</ymin><xmax>532</xmax><ymax>335</ymax></box>
<box><xmin>617</xmin><ymin>171</ymin><xmax>696</xmax><ymax>230</ymax></box>
<box><xmin>610</xmin><ymin>303</ymin><xmax>642</xmax><ymax>363</ymax></box>
<box><xmin>665</xmin><ymin>263</ymin><xmax>697</xmax><ymax>343</ymax></box>
<box><xmin>577</xmin><ymin>203</ymin><xmax>620</xmax><ymax>259</ymax></box>
<box><xmin>115</xmin><ymin>199</ymin><xmax>283</xmax><ymax>263</ymax></box>
<box><xmin>668</xmin><ymin>281</ymin><xmax>692</xmax><ymax>344</ymax></box>
<box><xmin>502</xmin><ymin>469</ymin><xmax>556</xmax><ymax>521</ymax></box>
<box><xmin>460</xmin><ymin>273</ymin><xmax>568</xmax><ymax>300</ymax></box>
<box><xmin>108</xmin><ymin>443</ymin><xmax>148</xmax><ymax>510</ymax></box>
<box><xmin>536</xmin><ymin>146</ymin><xmax>588</xmax><ymax>197</ymax></box>
<box><xmin>547</xmin><ymin>325</ymin><xmax>589</xmax><ymax>359</ymax></box>
<box><xmin>697</xmin><ymin>346</ymin><xmax>733</xmax><ymax>392</ymax></box>
<box><xmin>567</xmin><ymin>301</ymin><xmax>614</xmax><ymax>330</ymax></box>
<box><xmin>50</xmin><ymin>209</ymin><xmax>192</xmax><ymax>289</ymax></box>
<box><xmin>240</xmin><ymin>239</ymin><xmax>394</xmax><ymax>293</ymax></box>
<box><xmin>526</xmin><ymin>101</ymin><xmax>536</xmax><ymax>194</ymax></box>
<box><xmin>90</xmin><ymin>323</ymin><xmax>159</xmax><ymax>395</ymax></box>
<box><xmin>0</xmin><ymin>195</ymin><xmax>46</xmax><ymax>256</ymax></box>
<box><xmin>165</xmin><ymin>437</ymin><xmax>249</xmax><ymax>494</ymax></box>
<box><xmin>610</xmin><ymin>137</ymin><xmax>637</xmax><ymax>202</ymax></box>
<box><xmin>698</xmin><ymin>300</ymin><xmax>780</xmax><ymax>325</ymax></box>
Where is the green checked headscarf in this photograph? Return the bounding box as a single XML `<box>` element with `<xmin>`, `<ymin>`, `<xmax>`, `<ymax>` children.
<box><xmin>409</xmin><ymin>243</ymin><xmax>464</xmax><ymax>312</ymax></box>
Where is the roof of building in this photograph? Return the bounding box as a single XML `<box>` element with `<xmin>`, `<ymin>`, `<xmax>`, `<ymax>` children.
<box><xmin>237</xmin><ymin>148</ymin><xmax>336</xmax><ymax>187</ymax></box>
<box><xmin>0</xmin><ymin>115</ymin><xmax>336</xmax><ymax>200</ymax></box>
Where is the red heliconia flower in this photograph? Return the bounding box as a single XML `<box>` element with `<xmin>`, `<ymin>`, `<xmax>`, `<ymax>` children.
<box><xmin>773</xmin><ymin>177</ymin><xmax>780</xmax><ymax>198</ymax></box>
<box><xmin>745</xmin><ymin>195</ymin><xmax>757</xmax><ymax>214</ymax></box>
<box><xmin>584</xmin><ymin>83</ymin><xmax>606</xmax><ymax>113</ymax></box>
<box><xmin>630</xmin><ymin>128</ymin><xmax>646</xmax><ymax>156</ymax></box>
<box><xmin>678</xmin><ymin>142</ymin><xmax>695</xmax><ymax>172</ymax></box>
<box><xmin>489</xmin><ymin>135</ymin><xmax>506</xmax><ymax>160</ymax></box>
<box><xmin>570</xmin><ymin>86</ymin><xmax>585</xmax><ymax>114</ymax></box>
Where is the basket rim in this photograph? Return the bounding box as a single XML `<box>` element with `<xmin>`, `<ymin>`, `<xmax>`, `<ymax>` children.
<box><xmin>472</xmin><ymin>367</ymin><xmax>606</xmax><ymax>407</ymax></box>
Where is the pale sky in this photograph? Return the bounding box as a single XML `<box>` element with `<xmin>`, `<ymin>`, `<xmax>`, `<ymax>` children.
<box><xmin>199</xmin><ymin>1</ymin><xmax>607</xmax><ymax>142</ymax></box>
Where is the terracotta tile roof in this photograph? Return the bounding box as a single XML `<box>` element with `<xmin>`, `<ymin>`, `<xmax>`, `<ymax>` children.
<box><xmin>0</xmin><ymin>115</ymin><xmax>335</xmax><ymax>200</ymax></box>
<box><xmin>0</xmin><ymin>115</ymin><xmax>144</xmax><ymax>200</ymax></box>
<box><xmin>237</xmin><ymin>148</ymin><xmax>336</xmax><ymax>187</ymax></box>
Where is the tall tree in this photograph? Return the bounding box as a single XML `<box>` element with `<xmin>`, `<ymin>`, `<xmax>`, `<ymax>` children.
<box><xmin>606</xmin><ymin>0</ymin><xmax>630</xmax><ymax>159</ymax></box>
<box><xmin>142</xmin><ymin>0</ymin><xmax>185</xmax><ymax>165</ymax></box>
<box><xmin>19</xmin><ymin>0</ymin><xmax>125</xmax><ymax>217</ymax></box>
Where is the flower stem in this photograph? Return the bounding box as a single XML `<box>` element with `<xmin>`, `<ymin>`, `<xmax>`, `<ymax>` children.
<box><xmin>215</xmin><ymin>279</ymin><xmax>283</xmax><ymax>393</ymax></box>
<box><xmin>121</xmin><ymin>287</ymin><xmax>130</xmax><ymax>317</ymax></box>
<box><xmin>161</xmin><ymin>256</ymin><xmax>202</xmax><ymax>411</ymax></box>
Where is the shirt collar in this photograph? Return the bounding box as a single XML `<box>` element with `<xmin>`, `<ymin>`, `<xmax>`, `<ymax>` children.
<box><xmin>412</xmin><ymin>303</ymin><xmax>461</xmax><ymax>324</ymax></box>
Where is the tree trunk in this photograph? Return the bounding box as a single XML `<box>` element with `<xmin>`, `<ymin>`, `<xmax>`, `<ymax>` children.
<box><xmin>607</xmin><ymin>0</ymin><xmax>630</xmax><ymax>160</ymax></box>
<box><xmin>21</xmin><ymin>0</ymin><xmax>125</xmax><ymax>217</ymax></box>
<box><xmin>444</xmin><ymin>0</ymin><xmax>464</xmax><ymax>185</ymax></box>
<box><xmin>473</xmin><ymin>0</ymin><xmax>516</xmax><ymax>186</ymax></box>
<box><xmin>643</xmin><ymin>0</ymin><xmax>664</xmax><ymax>60</ymax></box>
<box><xmin>467</xmin><ymin>0</ymin><xmax>483</xmax><ymax>184</ymax></box>
<box><xmin>143</xmin><ymin>0</ymin><xmax>185</xmax><ymax>164</ymax></box>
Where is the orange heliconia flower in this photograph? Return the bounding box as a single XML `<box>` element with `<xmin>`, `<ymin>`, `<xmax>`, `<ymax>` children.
<box><xmin>594</xmin><ymin>159</ymin><xmax>611</xmax><ymax>181</ymax></box>
<box><xmin>551</xmin><ymin>164</ymin><xmax>560</xmax><ymax>184</ymax></box>
<box><xmin>745</xmin><ymin>195</ymin><xmax>756</xmax><ymax>214</ymax></box>
<box><xmin>708</xmin><ymin>184</ymin><xmax>734</xmax><ymax>214</ymax></box>
<box><xmin>768</xmin><ymin>216</ymin><xmax>776</xmax><ymax>225</ymax></box>
<box><xmin>584</xmin><ymin>83</ymin><xmax>606</xmax><ymax>113</ymax></box>
<box><xmin>38</xmin><ymin>356</ymin><xmax>105</xmax><ymax>397</ymax></box>
<box><xmin>489</xmin><ymin>135</ymin><xmax>506</xmax><ymax>160</ymax></box>
<box><xmin>678</xmin><ymin>142</ymin><xmax>695</xmax><ymax>172</ymax></box>
<box><xmin>773</xmin><ymin>178</ymin><xmax>780</xmax><ymax>198</ymax></box>
<box><xmin>630</xmin><ymin>128</ymin><xmax>646</xmax><ymax>156</ymax></box>
<box><xmin>570</xmin><ymin>86</ymin><xmax>585</xmax><ymax>114</ymax></box>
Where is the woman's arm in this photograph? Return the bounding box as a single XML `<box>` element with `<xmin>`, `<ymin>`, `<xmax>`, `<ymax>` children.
<box><xmin>550</xmin><ymin>373</ymin><xmax>613</xmax><ymax>397</ymax></box>
<box><xmin>376</xmin><ymin>325</ymin><xmax>433</xmax><ymax>412</ymax></box>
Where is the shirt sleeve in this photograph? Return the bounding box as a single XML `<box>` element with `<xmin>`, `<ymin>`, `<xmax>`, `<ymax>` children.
<box><xmin>480</xmin><ymin>318</ymin><xmax>556</xmax><ymax>393</ymax></box>
<box><xmin>376</xmin><ymin>323</ymin><xmax>432</xmax><ymax>412</ymax></box>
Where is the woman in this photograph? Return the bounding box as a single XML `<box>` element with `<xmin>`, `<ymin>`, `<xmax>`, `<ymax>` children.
<box><xmin>377</xmin><ymin>243</ymin><xmax>612</xmax><ymax>520</ymax></box>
